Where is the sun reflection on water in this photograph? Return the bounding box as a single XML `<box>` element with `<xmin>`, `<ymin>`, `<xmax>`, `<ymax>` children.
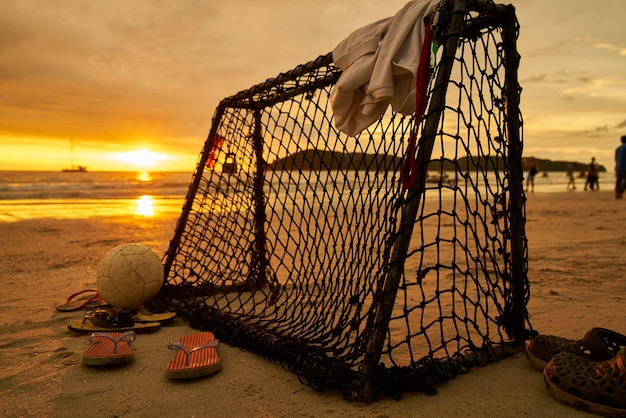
<box><xmin>137</xmin><ymin>171</ymin><xmax>152</xmax><ymax>182</ymax></box>
<box><xmin>136</xmin><ymin>195</ymin><xmax>154</xmax><ymax>217</ymax></box>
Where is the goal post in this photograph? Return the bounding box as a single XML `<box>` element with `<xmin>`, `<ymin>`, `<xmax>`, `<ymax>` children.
<box><xmin>156</xmin><ymin>0</ymin><xmax>531</xmax><ymax>401</ymax></box>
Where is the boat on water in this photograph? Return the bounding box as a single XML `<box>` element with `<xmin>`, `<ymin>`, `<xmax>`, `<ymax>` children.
<box><xmin>62</xmin><ymin>138</ymin><xmax>87</xmax><ymax>172</ymax></box>
<box><xmin>62</xmin><ymin>165</ymin><xmax>88</xmax><ymax>173</ymax></box>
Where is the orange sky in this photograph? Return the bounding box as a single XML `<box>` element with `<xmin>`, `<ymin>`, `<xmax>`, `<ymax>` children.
<box><xmin>1</xmin><ymin>0</ymin><xmax>625</xmax><ymax>171</ymax></box>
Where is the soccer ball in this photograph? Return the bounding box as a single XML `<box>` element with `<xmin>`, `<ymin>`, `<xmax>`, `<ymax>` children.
<box><xmin>96</xmin><ymin>243</ymin><xmax>164</xmax><ymax>308</ymax></box>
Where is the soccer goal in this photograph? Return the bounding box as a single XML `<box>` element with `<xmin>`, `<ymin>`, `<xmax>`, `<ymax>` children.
<box><xmin>157</xmin><ymin>0</ymin><xmax>531</xmax><ymax>400</ymax></box>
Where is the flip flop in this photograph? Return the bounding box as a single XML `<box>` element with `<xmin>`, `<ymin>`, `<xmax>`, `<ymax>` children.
<box><xmin>134</xmin><ymin>310</ymin><xmax>176</xmax><ymax>323</ymax></box>
<box><xmin>84</xmin><ymin>306</ymin><xmax>176</xmax><ymax>324</ymax></box>
<box><xmin>166</xmin><ymin>332</ymin><xmax>221</xmax><ymax>379</ymax></box>
<box><xmin>56</xmin><ymin>289</ymin><xmax>103</xmax><ymax>312</ymax></box>
<box><xmin>67</xmin><ymin>318</ymin><xmax>161</xmax><ymax>334</ymax></box>
<box><xmin>67</xmin><ymin>306</ymin><xmax>174</xmax><ymax>334</ymax></box>
<box><xmin>525</xmin><ymin>327</ymin><xmax>626</xmax><ymax>371</ymax></box>
<box><xmin>82</xmin><ymin>331</ymin><xmax>137</xmax><ymax>366</ymax></box>
<box><xmin>543</xmin><ymin>347</ymin><xmax>626</xmax><ymax>416</ymax></box>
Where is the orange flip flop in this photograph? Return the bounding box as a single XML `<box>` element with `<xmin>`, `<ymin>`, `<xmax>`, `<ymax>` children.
<box><xmin>82</xmin><ymin>331</ymin><xmax>137</xmax><ymax>366</ymax></box>
<box><xmin>166</xmin><ymin>332</ymin><xmax>221</xmax><ymax>379</ymax></box>
<box><xmin>56</xmin><ymin>289</ymin><xmax>103</xmax><ymax>312</ymax></box>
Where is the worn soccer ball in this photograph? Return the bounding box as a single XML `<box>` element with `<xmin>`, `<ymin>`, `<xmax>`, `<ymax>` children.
<box><xmin>96</xmin><ymin>243</ymin><xmax>164</xmax><ymax>308</ymax></box>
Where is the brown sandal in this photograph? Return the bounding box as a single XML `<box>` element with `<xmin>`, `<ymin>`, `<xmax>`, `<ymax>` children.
<box><xmin>543</xmin><ymin>347</ymin><xmax>626</xmax><ymax>417</ymax></box>
<box><xmin>525</xmin><ymin>328</ymin><xmax>626</xmax><ymax>371</ymax></box>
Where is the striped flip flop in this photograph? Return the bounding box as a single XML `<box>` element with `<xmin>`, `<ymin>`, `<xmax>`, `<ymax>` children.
<box><xmin>82</xmin><ymin>331</ymin><xmax>137</xmax><ymax>366</ymax></box>
<box><xmin>166</xmin><ymin>332</ymin><xmax>221</xmax><ymax>379</ymax></box>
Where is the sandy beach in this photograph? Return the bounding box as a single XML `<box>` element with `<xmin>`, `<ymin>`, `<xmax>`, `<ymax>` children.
<box><xmin>1</xmin><ymin>189</ymin><xmax>625</xmax><ymax>418</ymax></box>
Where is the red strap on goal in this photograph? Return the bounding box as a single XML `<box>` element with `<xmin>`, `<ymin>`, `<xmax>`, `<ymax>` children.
<box><xmin>401</xmin><ymin>17</ymin><xmax>434</xmax><ymax>189</ymax></box>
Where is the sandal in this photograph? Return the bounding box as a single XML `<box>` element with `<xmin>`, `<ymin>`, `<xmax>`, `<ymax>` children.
<box><xmin>166</xmin><ymin>332</ymin><xmax>221</xmax><ymax>379</ymax></box>
<box><xmin>82</xmin><ymin>331</ymin><xmax>137</xmax><ymax>366</ymax></box>
<box><xmin>67</xmin><ymin>307</ymin><xmax>161</xmax><ymax>334</ymax></box>
<box><xmin>526</xmin><ymin>328</ymin><xmax>626</xmax><ymax>371</ymax></box>
<box><xmin>67</xmin><ymin>319</ymin><xmax>161</xmax><ymax>334</ymax></box>
<box><xmin>543</xmin><ymin>347</ymin><xmax>626</xmax><ymax>417</ymax></box>
<box><xmin>84</xmin><ymin>306</ymin><xmax>136</xmax><ymax>328</ymax></box>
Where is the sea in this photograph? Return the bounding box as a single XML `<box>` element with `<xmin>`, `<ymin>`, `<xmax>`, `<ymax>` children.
<box><xmin>0</xmin><ymin>169</ymin><xmax>612</xmax><ymax>223</ymax></box>
<box><xmin>0</xmin><ymin>171</ymin><xmax>192</xmax><ymax>222</ymax></box>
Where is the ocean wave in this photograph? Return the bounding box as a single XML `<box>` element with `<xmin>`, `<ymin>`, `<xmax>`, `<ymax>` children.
<box><xmin>0</xmin><ymin>171</ymin><xmax>193</xmax><ymax>200</ymax></box>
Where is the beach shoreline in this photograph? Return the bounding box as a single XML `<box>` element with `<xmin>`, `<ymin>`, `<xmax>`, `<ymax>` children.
<box><xmin>1</xmin><ymin>190</ymin><xmax>625</xmax><ymax>417</ymax></box>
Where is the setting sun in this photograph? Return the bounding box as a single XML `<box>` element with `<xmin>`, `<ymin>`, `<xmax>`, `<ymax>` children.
<box><xmin>114</xmin><ymin>149</ymin><xmax>172</xmax><ymax>168</ymax></box>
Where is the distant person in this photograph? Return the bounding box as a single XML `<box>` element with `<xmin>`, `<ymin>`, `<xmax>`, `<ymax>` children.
<box><xmin>615</xmin><ymin>135</ymin><xmax>626</xmax><ymax>199</ymax></box>
<box><xmin>592</xmin><ymin>159</ymin><xmax>600</xmax><ymax>190</ymax></box>
<box><xmin>525</xmin><ymin>156</ymin><xmax>538</xmax><ymax>193</ymax></box>
<box><xmin>566</xmin><ymin>162</ymin><xmax>577</xmax><ymax>190</ymax></box>
<box><xmin>584</xmin><ymin>157</ymin><xmax>599</xmax><ymax>191</ymax></box>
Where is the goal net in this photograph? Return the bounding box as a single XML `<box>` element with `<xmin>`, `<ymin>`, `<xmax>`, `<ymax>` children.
<box><xmin>156</xmin><ymin>0</ymin><xmax>531</xmax><ymax>400</ymax></box>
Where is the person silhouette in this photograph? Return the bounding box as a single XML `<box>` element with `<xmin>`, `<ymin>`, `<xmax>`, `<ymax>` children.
<box><xmin>525</xmin><ymin>157</ymin><xmax>538</xmax><ymax>193</ymax></box>
<box><xmin>615</xmin><ymin>135</ymin><xmax>626</xmax><ymax>199</ymax></box>
<box><xmin>584</xmin><ymin>157</ymin><xmax>599</xmax><ymax>191</ymax></box>
<box><xmin>566</xmin><ymin>162</ymin><xmax>577</xmax><ymax>190</ymax></box>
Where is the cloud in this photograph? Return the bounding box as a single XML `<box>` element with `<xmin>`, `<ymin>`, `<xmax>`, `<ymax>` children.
<box><xmin>561</xmin><ymin>77</ymin><xmax>626</xmax><ymax>100</ymax></box>
<box><xmin>593</xmin><ymin>42</ymin><xmax>626</xmax><ymax>56</ymax></box>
